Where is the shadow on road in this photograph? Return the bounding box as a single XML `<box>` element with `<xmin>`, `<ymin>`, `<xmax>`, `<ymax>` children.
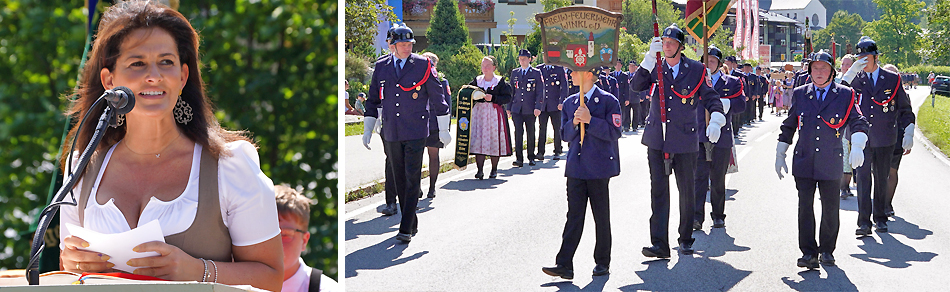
<box><xmin>345</xmin><ymin>199</ymin><xmax>434</xmax><ymax>241</ymax></box>
<box><xmin>441</xmin><ymin>177</ymin><xmax>507</xmax><ymax>192</ymax></box>
<box><xmin>344</xmin><ymin>237</ymin><xmax>429</xmax><ymax>278</ymax></box>
<box><xmin>887</xmin><ymin>216</ymin><xmax>933</xmax><ymax>240</ymax></box>
<box><xmin>781</xmin><ymin>266</ymin><xmax>858</xmax><ymax>291</ymax></box>
<box><xmin>617</xmin><ymin>256</ymin><xmax>751</xmax><ymax>291</ymax></box>
<box><xmin>850</xmin><ymin>233</ymin><xmax>937</xmax><ymax>268</ymax></box>
<box><xmin>839</xmin><ymin>195</ymin><xmax>859</xmax><ymax>212</ymax></box>
<box><xmin>539</xmin><ymin>273</ymin><xmax>609</xmax><ymax>291</ymax></box>
<box><xmin>694</xmin><ymin>228</ymin><xmax>751</xmax><ymax>258</ymax></box>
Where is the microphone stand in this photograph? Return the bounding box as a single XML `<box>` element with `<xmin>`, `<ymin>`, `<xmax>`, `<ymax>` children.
<box><xmin>27</xmin><ymin>105</ymin><xmax>118</xmax><ymax>285</ymax></box>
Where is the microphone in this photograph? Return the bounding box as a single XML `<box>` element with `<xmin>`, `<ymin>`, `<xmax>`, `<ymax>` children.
<box><xmin>103</xmin><ymin>86</ymin><xmax>135</xmax><ymax>114</ymax></box>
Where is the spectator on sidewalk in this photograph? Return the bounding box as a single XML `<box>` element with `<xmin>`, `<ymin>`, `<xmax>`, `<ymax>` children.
<box><xmin>469</xmin><ymin>56</ymin><xmax>513</xmax><ymax>179</ymax></box>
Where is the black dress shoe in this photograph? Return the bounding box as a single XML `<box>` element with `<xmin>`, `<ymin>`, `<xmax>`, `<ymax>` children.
<box><xmin>513</xmin><ymin>161</ymin><xmax>523</xmax><ymax>167</ymax></box>
<box><xmin>886</xmin><ymin>210</ymin><xmax>895</xmax><ymax>217</ymax></box>
<box><xmin>641</xmin><ymin>245</ymin><xmax>671</xmax><ymax>258</ymax></box>
<box><xmin>592</xmin><ymin>264</ymin><xmax>609</xmax><ymax>276</ymax></box>
<box><xmin>542</xmin><ymin>265</ymin><xmax>574</xmax><ymax>280</ymax></box>
<box><xmin>856</xmin><ymin>225</ymin><xmax>871</xmax><ymax>236</ymax></box>
<box><xmin>713</xmin><ymin>218</ymin><xmax>725</xmax><ymax>228</ymax></box>
<box><xmin>528</xmin><ymin>160</ymin><xmax>537</xmax><ymax>166</ymax></box>
<box><xmin>475</xmin><ymin>170</ymin><xmax>484</xmax><ymax>180</ymax></box>
<box><xmin>395</xmin><ymin>233</ymin><xmax>412</xmax><ymax>242</ymax></box>
<box><xmin>679</xmin><ymin>242</ymin><xmax>694</xmax><ymax>255</ymax></box>
<box><xmin>381</xmin><ymin>203</ymin><xmax>397</xmax><ymax>216</ymax></box>
<box><xmin>489</xmin><ymin>169</ymin><xmax>497</xmax><ymax>179</ymax></box>
<box><xmin>536</xmin><ymin>156</ymin><xmax>545</xmax><ymax>161</ymax></box>
<box><xmin>875</xmin><ymin>221</ymin><xmax>888</xmax><ymax>232</ymax></box>
<box><xmin>553</xmin><ymin>154</ymin><xmax>561</xmax><ymax>161</ymax></box>
<box><xmin>820</xmin><ymin>253</ymin><xmax>835</xmax><ymax>266</ymax></box>
<box><xmin>797</xmin><ymin>254</ymin><xmax>819</xmax><ymax>269</ymax></box>
<box><xmin>427</xmin><ymin>189</ymin><xmax>436</xmax><ymax>198</ymax></box>
<box><xmin>692</xmin><ymin>220</ymin><xmax>702</xmax><ymax>231</ymax></box>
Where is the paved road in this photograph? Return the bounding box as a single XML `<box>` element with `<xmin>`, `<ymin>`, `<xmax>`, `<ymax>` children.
<box><xmin>344</xmin><ymin>87</ymin><xmax>950</xmax><ymax>291</ymax></box>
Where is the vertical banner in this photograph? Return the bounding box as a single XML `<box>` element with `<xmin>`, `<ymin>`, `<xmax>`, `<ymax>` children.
<box><xmin>751</xmin><ymin>0</ymin><xmax>759</xmax><ymax>61</ymax></box>
<box><xmin>535</xmin><ymin>6</ymin><xmax>624</xmax><ymax>72</ymax></box>
<box><xmin>734</xmin><ymin>0</ymin><xmax>744</xmax><ymax>55</ymax></box>
<box><xmin>453</xmin><ymin>86</ymin><xmax>479</xmax><ymax>169</ymax></box>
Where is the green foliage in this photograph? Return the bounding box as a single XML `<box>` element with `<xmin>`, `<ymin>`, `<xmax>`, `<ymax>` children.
<box><xmin>621</xmin><ymin>0</ymin><xmax>683</xmax><ymax>44</ymax></box>
<box><xmin>618</xmin><ymin>29</ymin><xmax>646</xmax><ymax>66</ymax></box>
<box><xmin>922</xmin><ymin>0</ymin><xmax>950</xmax><ymax>65</ymax></box>
<box><xmin>918</xmin><ymin>94</ymin><xmax>950</xmax><ymax>158</ymax></box>
<box><xmin>863</xmin><ymin>0</ymin><xmax>926</xmax><ymax>67</ymax></box>
<box><xmin>812</xmin><ymin>11</ymin><xmax>866</xmax><ymax>57</ymax></box>
<box><xmin>345</xmin><ymin>0</ymin><xmax>396</xmax><ymax>59</ymax></box>
<box><xmin>493</xmin><ymin>13</ymin><xmax>521</xmax><ymax>78</ymax></box>
<box><xmin>440</xmin><ymin>45</ymin><xmax>484</xmax><ymax>115</ymax></box>
<box><xmin>345</xmin><ymin>51</ymin><xmax>373</xmax><ymax>83</ymax></box>
<box><xmin>707</xmin><ymin>30</ymin><xmax>737</xmax><ymax>59</ymax></box>
<box><xmin>426</xmin><ymin>0</ymin><xmax>470</xmax><ymax>54</ymax></box>
<box><xmin>0</xmin><ymin>1</ymin><xmax>339</xmax><ymax>280</ymax></box>
<box><xmin>904</xmin><ymin>65</ymin><xmax>950</xmax><ymax>79</ymax></box>
<box><xmin>346</xmin><ymin>80</ymin><xmax>369</xmax><ymax>108</ymax></box>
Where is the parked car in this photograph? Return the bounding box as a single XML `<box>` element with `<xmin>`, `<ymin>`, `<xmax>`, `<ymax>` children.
<box><xmin>933</xmin><ymin>75</ymin><xmax>950</xmax><ymax>96</ymax></box>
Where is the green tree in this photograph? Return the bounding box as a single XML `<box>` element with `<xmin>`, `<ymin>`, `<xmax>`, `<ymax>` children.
<box><xmin>922</xmin><ymin>0</ymin><xmax>950</xmax><ymax>64</ymax></box>
<box><xmin>812</xmin><ymin>11</ymin><xmax>866</xmax><ymax>57</ymax></box>
<box><xmin>863</xmin><ymin>0</ymin><xmax>926</xmax><ymax>67</ymax></box>
<box><xmin>622</xmin><ymin>0</ymin><xmax>683</xmax><ymax>44</ymax></box>
<box><xmin>494</xmin><ymin>12</ymin><xmax>521</xmax><ymax>78</ymax></box>
<box><xmin>618</xmin><ymin>29</ymin><xmax>648</xmax><ymax>65</ymax></box>
<box><xmin>345</xmin><ymin>0</ymin><xmax>396</xmax><ymax>58</ymax></box>
<box><xmin>426</xmin><ymin>0</ymin><xmax>470</xmax><ymax>54</ymax></box>
<box><xmin>0</xmin><ymin>0</ymin><xmax>340</xmax><ymax>280</ymax></box>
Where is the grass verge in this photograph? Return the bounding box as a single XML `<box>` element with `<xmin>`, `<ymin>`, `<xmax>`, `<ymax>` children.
<box><xmin>918</xmin><ymin>92</ymin><xmax>950</xmax><ymax>158</ymax></box>
<box><xmin>345</xmin><ymin>122</ymin><xmax>363</xmax><ymax>136</ymax></box>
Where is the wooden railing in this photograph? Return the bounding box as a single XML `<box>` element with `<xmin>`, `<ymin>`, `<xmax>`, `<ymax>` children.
<box><xmin>404</xmin><ymin>4</ymin><xmax>493</xmax><ymax>22</ymax></box>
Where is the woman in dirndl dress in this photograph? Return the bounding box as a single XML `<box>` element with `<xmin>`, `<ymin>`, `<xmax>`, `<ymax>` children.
<box><xmin>469</xmin><ymin>56</ymin><xmax>513</xmax><ymax>179</ymax></box>
<box><xmin>780</xmin><ymin>71</ymin><xmax>795</xmax><ymax>114</ymax></box>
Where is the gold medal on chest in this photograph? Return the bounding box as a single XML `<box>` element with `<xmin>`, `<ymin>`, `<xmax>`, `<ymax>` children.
<box><xmin>830</xmin><ymin>118</ymin><xmax>835</xmax><ymax>124</ymax></box>
<box><xmin>413</xmin><ymin>92</ymin><xmax>419</xmax><ymax>99</ymax></box>
<box><xmin>883</xmin><ymin>106</ymin><xmax>888</xmax><ymax>113</ymax></box>
<box><xmin>682</xmin><ymin>98</ymin><xmax>687</xmax><ymax>104</ymax></box>
<box><xmin>690</xmin><ymin>99</ymin><xmax>694</xmax><ymax>105</ymax></box>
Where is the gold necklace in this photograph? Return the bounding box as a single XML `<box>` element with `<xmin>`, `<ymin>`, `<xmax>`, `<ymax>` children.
<box><xmin>124</xmin><ymin>133</ymin><xmax>182</xmax><ymax>158</ymax></box>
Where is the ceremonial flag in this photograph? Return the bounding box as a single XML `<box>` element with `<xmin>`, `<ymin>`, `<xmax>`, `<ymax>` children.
<box><xmin>750</xmin><ymin>0</ymin><xmax>759</xmax><ymax>61</ymax></box>
<box><xmin>734</xmin><ymin>0</ymin><xmax>744</xmax><ymax>54</ymax></box>
<box><xmin>684</xmin><ymin>0</ymin><xmax>736</xmax><ymax>46</ymax></box>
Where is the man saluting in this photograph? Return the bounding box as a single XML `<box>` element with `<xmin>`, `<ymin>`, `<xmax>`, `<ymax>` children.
<box><xmin>630</xmin><ymin>24</ymin><xmax>725</xmax><ymax>257</ymax></box>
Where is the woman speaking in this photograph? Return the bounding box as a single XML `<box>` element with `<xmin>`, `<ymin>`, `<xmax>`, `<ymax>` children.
<box><xmin>57</xmin><ymin>1</ymin><xmax>283</xmax><ymax>290</ymax></box>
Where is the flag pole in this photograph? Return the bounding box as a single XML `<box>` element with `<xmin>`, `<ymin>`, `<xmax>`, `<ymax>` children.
<box><xmin>652</xmin><ymin>0</ymin><xmax>672</xmax><ymax>174</ymax></box>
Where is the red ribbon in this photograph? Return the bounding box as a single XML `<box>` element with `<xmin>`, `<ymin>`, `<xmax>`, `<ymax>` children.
<box><xmin>869</xmin><ymin>75</ymin><xmax>902</xmax><ymax>106</ymax></box>
<box><xmin>397</xmin><ymin>59</ymin><xmax>432</xmax><ymax>92</ymax></box>
<box><xmin>820</xmin><ymin>89</ymin><xmax>855</xmax><ymax>130</ymax></box>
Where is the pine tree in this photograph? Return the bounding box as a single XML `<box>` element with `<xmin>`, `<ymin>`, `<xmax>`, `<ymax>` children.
<box><xmin>426</xmin><ymin>0</ymin><xmax>470</xmax><ymax>54</ymax></box>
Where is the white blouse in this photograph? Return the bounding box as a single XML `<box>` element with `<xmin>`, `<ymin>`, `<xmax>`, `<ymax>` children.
<box><xmin>59</xmin><ymin>140</ymin><xmax>280</xmax><ymax>249</ymax></box>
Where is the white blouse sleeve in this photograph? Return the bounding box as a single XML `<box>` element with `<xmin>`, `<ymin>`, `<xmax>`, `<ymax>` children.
<box><xmin>59</xmin><ymin>151</ymin><xmax>83</xmax><ymax>250</ymax></box>
<box><xmin>218</xmin><ymin>140</ymin><xmax>280</xmax><ymax>246</ymax></box>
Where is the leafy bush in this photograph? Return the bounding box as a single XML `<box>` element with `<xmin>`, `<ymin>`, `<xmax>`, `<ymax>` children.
<box><xmin>346</xmin><ymin>51</ymin><xmax>372</xmax><ymax>83</ymax></box>
<box><xmin>437</xmin><ymin>45</ymin><xmax>484</xmax><ymax>115</ymax></box>
<box><xmin>903</xmin><ymin>65</ymin><xmax>950</xmax><ymax>81</ymax></box>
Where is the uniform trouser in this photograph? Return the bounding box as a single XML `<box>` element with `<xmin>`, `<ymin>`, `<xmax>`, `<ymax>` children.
<box><xmin>537</xmin><ymin>110</ymin><xmax>562</xmax><ymax>156</ymax></box>
<box><xmin>512</xmin><ymin>113</ymin><xmax>537</xmax><ymax>162</ymax></box>
<box><xmin>856</xmin><ymin>145</ymin><xmax>895</xmax><ymax>227</ymax></box>
<box><xmin>383</xmin><ymin>138</ymin><xmax>425</xmax><ymax>235</ymax></box>
<box><xmin>381</xmin><ymin>134</ymin><xmax>396</xmax><ymax>206</ymax></box>
<box><xmin>795</xmin><ymin>176</ymin><xmax>840</xmax><ymax>257</ymax></box>
<box><xmin>556</xmin><ymin>178</ymin><xmax>612</xmax><ymax>269</ymax></box>
<box><xmin>744</xmin><ymin>101</ymin><xmax>754</xmax><ymax>123</ymax></box>
<box><xmin>732</xmin><ymin>115</ymin><xmax>741</xmax><ymax>135</ymax></box>
<box><xmin>694</xmin><ymin>144</ymin><xmax>731</xmax><ymax>224</ymax></box>
<box><xmin>648</xmin><ymin>149</ymin><xmax>697</xmax><ymax>250</ymax></box>
<box><xmin>756</xmin><ymin>98</ymin><xmax>766</xmax><ymax>119</ymax></box>
<box><xmin>620</xmin><ymin>102</ymin><xmax>634</xmax><ymax>130</ymax></box>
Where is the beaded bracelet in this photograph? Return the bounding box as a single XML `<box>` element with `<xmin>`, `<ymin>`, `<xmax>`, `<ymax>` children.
<box><xmin>200</xmin><ymin>258</ymin><xmax>208</xmax><ymax>282</ymax></box>
<box><xmin>209</xmin><ymin>259</ymin><xmax>219</xmax><ymax>283</ymax></box>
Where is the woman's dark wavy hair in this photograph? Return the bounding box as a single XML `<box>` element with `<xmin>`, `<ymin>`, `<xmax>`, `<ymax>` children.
<box><xmin>60</xmin><ymin>0</ymin><xmax>251</xmax><ymax>173</ymax></box>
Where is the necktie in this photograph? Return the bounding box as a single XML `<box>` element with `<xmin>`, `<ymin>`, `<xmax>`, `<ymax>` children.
<box><xmin>817</xmin><ymin>88</ymin><xmax>826</xmax><ymax>102</ymax></box>
<box><xmin>396</xmin><ymin>59</ymin><xmax>403</xmax><ymax>78</ymax></box>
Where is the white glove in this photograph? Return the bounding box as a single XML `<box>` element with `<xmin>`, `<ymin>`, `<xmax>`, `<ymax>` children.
<box><xmin>375</xmin><ymin>108</ymin><xmax>384</xmax><ymax>134</ymax></box>
<box><xmin>850</xmin><ymin>132</ymin><xmax>868</xmax><ymax>169</ymax></box>
<box><xmin>437</xmin><ymin>114</ymin><xmax>452</xmax><ymax>145</ymax></box>
<box><xmin>841</xmin><ymin>57</ymin><xmax>869</xmax><ymax>83</ymax></box>
<box><xmin>362</xmin><ymin>117</ymin><xmax>377</xmax><ymax>150</ymax></box>
<box><xmin>706</xmin><ymin>112</ymin><xmax>726</xmax><ymax>143</ymax></box>
<box><xmin>640</xmin><ymin>37</ymin><xmax>662</xmax><ymax>73</ymax></box>
<box><xmin>776</xmin><ymin>141</ymin><xmax>790</xmax><ymax>179</ymax></box>
<box><xmin>902</xmin><ymin>123</ymin><xmax>915</xmax><ymax>150</ymax></box>
<box><xmin>720</xmin><ymin>98</ymin><xmax>731</xmax><ymax>114</ymax></box>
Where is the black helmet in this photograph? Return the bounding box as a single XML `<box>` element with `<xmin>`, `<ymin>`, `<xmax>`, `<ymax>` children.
<box><xmin>856</xmin><ymin>36</ymin><xmax>879</xmax><ymax>56</ymax></box>
<box><xmin>807</xmin><ymin>50</ymin><xmax>836</xmax><ymax>80</ymax></box>
<box><xmin>662</xmin><ymin>23</ymin><xmax>686</xmax><ymax>45</ymax></box>
<box><xmin>390</xmin><ymin>24</ymin><xmax>415</xmax><ymax>45</ymax></box>
<box><xmin>702</xmin><ymin>46</ymin><xmax>723</xmax><ymax>68</ymax></box>
<box><xmin>385</xmin><ymin>25</ymin><xmax>396</xmax><ymax>43</ymax></box>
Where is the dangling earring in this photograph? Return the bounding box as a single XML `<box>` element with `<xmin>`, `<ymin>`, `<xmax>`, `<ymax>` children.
<box><xmin>174</xmin><ymin>95</ymin><xmax>193</xmax><ymax>125</ymax></box>
<box><xmin>116</xmin><ymin>114</ymin><xmax>125</xmax><ymax>127</ymax></box>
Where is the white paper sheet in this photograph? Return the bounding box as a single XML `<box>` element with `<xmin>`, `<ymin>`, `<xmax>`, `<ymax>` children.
<box><xmin>64</xmin><ymin>220</ymin><xmax>165</xmax><ymax>273</ymax></box>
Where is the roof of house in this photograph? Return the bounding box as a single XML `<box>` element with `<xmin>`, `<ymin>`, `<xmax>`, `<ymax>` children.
<box><xmin>770</xmin><ymin>0</ymin><xmax>813</xmax><ymax>11</ymax></box>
